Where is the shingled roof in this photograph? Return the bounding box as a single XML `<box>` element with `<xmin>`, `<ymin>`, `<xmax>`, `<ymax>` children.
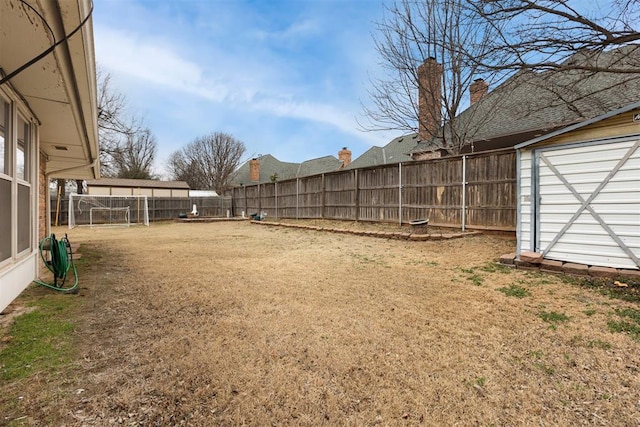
<box><xmin>296</xmin><ymin>156</ymin><xmax>344</xmax><ymax>176</ymax></box>
<box><xmin>411</xmin><ymin>45</ymin><xmax>640</xmax><ymax>155</ymax></box>
<box><xmin>345</xmin><ymin>134</ymin><xmax>417</xmax><ymax>169</ymax></box>
<box><xmin>230</xmin><ymin>154</ymin><xmax>344</xmax><ymax>185</ymax></box>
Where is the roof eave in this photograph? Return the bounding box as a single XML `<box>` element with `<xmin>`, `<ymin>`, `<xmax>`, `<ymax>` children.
<box><xmin>6</xmin><ymin>0</ymin><xmax>100</xmax><ymax>180</ymax></box>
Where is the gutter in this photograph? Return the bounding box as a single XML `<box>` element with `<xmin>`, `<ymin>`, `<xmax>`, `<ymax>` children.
<box><xmin>46</xmin><ymin>158</ymin><xmax>99</xmax><ymax>179</ymax></box>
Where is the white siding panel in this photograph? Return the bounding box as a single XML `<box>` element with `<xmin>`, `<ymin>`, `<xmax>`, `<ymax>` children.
<box><xmin>0</xmin><ymin>254</ymin><xmax>37</xmax><ymax>314</ymax></box>
<box><xmin>134</xmin><ymin>188</ymin><xmax>153</xmax><ymax>197</ymax></box>
<box><xmin>153</xmin><ymin>189</ymin><xmax>171</xmax><ymax>197</ymax></box>
<box><xmin>172</xmin><ymin>189</ymin><xmax>189</xmax><ymax>198</ymax></box>
<box><xmin>537</xmin><ymin>138</ymin><xmax>639</xmax><ymax>269</ymax></box>
<box><xmin>519</xmin><ymin>151</ymin><xmax>533</xmax><ymax>252</ymax></box>
<box><xmin>88</xmin><ymin>187</ymin><xmax>110</xmax><ymax>196</ymax></box>
<box><xmin>111</xmin><ymin>187</ymin><xmax>133</xmax><ymax>196</ymax></box>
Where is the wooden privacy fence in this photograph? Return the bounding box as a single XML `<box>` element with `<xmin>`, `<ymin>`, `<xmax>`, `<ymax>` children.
<box><xmin>230</xmin><ymin>149</ymin><xmax>517</xmax><ymax>231</ymax></box>
<box><xmin>51</xmin><ymin>196</ymin><xmax>232</xmax><ymax>225</ymax></box>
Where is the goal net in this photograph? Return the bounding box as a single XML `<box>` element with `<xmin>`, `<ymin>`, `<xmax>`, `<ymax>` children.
<box><xmin>68</xmin><ymin>194</ymin><xmax>150</xmax><ymax>228</ymax></box>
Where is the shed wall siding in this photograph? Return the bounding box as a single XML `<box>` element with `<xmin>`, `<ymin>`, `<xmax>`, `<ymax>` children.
<box><xmin>172</xmin><ymin>189</ymin><xmax>189</xmax><ymax>198</ymax></box>
<box><xmin>519</xmin><ymin>150</ymin><xmax>533</xmax><ymax>252</ymax></box>
<box><xmin>536</xmin><ymin>138</ymin><xmax>639</xmax><ymax>269</ymax></box>
<box><xmin>154</xmin><ymin>189</ymin><xmax>171</xmax><ymax>197</ymax></box>
<box><xmin>111</xmin><ymin>187</ymin><xmax>133</xmax><ymax>196</ymax></box>
<box><xmin>88</xmin><ymin>187</ymin><xmax>110</xmax><ymax>196</ymax></box>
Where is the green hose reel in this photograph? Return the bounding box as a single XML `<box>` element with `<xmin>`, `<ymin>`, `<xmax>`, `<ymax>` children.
<box><xmin>34</xmin><ymin>233</ymin><xmax>79</xmax><ymax>293</ymax></box>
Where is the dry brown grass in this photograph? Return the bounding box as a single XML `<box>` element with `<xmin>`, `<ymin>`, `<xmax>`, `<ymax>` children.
<box><xmin>2</xmin><ymin>221</ymin><xmax>640</xmax><ymax>425</ymax></box>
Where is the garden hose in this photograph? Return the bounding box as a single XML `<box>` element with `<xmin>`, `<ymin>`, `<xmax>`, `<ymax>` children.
<box><xmin>33</xmin><ymin>233</ymin><xmax>79</xmax><ymax>293</ymax></box>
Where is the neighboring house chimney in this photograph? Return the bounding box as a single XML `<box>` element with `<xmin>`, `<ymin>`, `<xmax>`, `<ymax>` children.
<box><xmin>338</xmin><ymin>147</ymin><xmax>352</xmax><ymax>168</ymax></box>
<box><xmin>470</xmin><ymin>78</ymin><xmax>488</xmax><ymax>105</ymax></box>
<box><xmin>249</xmin><ymin>158</ymin><xmax>260</xmax><ymax>181</ymax></box>
<box><xmin>417</xmin><ymin>57</ymin><xmax>443</xmax><ymax>141</ymax></box>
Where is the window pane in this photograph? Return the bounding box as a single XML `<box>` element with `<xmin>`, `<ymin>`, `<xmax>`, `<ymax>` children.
<box><xmin>18</xmin><ymin>183</ymin><xmax>30</xmax><ymax>253</ymax></box>
<box><xmin>17</xmin><ymin>117</ymin><xmax>29</xmax><ymax>181</ymax></box>
<box><xmin>0</xmin><ymin>178</ymin><xmax>11</xmax><ymax>261</ymax></box>
<box><xmin>0</xmin><ymin>101</ymin><xmax>7</xmax><ymax>176</ymax></box>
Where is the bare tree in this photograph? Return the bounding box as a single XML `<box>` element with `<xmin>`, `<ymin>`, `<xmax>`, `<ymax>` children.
<box><xmin>168</xmin><ymin>132</ymin><xmax>246</xmax><ymax>192</ymax></box>
<box><xmin>469</xmin><ymin>0</ymin><xmax>640</xmax><ymax>73</ymax></box>
<box><xmin>362</xmin><ymin>0</ymin><xmax>640</xmax><ymax>154</ymax></box>
<box><xmin>361</xmin><ymin>0</ymin><xmax>502</xmax><ymax>154</ymax></box>
<box><xmin>96</xmin><ymin>68</ymin><xmax>145</xmax><ymax>177</ymax></box>
<box><xmin>111</xmin><ymin>128</ymin><xmax>157</xmax><ymax>179</ymax></box>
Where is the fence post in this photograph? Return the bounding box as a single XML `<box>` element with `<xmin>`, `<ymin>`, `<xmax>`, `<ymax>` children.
<box><xmin>275</xmin><ymin>182</ymin><xmax>278</xmax><ymax>219</ymax></box>
<box><xmin>321</xmin><ymin>173</ymin><xmax>325</xmax><ymax>219</ymax></box>
<box><xmin>462</xmin><ymin>155</ymin><xmax>467</xmax><ymax>231</ymax></box>
<box><xmin>354</xmin><ymin>169</ymin><xmax>359</xmax><ymax>221</ymax></box>
<box><xmin>398</xmin><ymin>162</ymin><xmax>402</xmax><ymax>225</ymax></box>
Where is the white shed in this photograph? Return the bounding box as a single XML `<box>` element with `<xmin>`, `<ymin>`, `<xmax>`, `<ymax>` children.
<box><xmin>86</xmin><ymin>178</ymin><xmax>190</xmax><ymax>198</ymax></box>
<box><xmin>516</xmin><ymin>102</ymin><xmax>640</xmax><ymax>271</ymax></box>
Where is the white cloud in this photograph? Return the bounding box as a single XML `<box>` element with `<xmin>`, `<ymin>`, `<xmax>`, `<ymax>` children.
<box><xmin>96</xmin><ymin>26</ymin><xmax>229</xmax><ymax>102</ymax></box>
<box><xmin>95</xmin><ymin>24</ymin><xmax>384</xmax><ymax>146</ymax></box>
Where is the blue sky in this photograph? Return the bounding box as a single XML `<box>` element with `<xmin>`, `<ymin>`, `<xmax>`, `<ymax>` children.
<box><xmin>93</xmin><ymin>0</ymin><xmax>398</xmax><ymax>178</ymax></box>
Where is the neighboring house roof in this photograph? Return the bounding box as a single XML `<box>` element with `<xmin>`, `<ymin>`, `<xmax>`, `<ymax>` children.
<box><xmin>86</xmin><ymin>178</ymin><xmax>190</xmax><ymax>189</ymax></box>
<box><xmin>1</xmin><ymin>0</ymin><xmax>99</xmax><ymax>179</ymax></box>
<box><xmin>411</xmin><ymin>45</ymin><xmax>640</xmax><ymax>155</ymax></box>
<box><xmin>230</xmin><ymin>154</ymin><xmax>345</xmax><ymax>185</ymax></box>
<box><xmin>231</xmin><ymin>155</ymin><xmax>298</xmax><ymax>185</ymax></box>
<box><xmin>296</xmin><ymin>156</ymin><xmax>344</xmax><ymax>176</ymax></box>
<box><xmin>346</xmin><ymin>134</ymin><xmax>417</xmax><ymax>169</ymax></box>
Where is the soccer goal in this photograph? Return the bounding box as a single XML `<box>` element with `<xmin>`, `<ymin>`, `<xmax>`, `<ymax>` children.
<box><xmin>68</xmin><ymin>194</ymin><xmax>150</xmax><ymax>228</ymax></box>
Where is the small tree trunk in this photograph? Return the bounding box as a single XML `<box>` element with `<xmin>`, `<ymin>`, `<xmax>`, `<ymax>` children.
<box><xmin>57</xmin><ymin>179</ymin><xmax>66</xmax><ymax>198</ymax></box>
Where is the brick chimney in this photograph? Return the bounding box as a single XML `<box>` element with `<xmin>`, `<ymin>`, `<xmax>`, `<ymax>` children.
<box><xmin>417</xmin><ymin>57</ymin><xmax>443</xmax><ymax>141</ymax></box>
<box><xmin>338</xmin><ymin>147</ymin><xmax>351</xmax><ymax>168</ymax></box>
<box><xmin>249</xmin><ymin>158</ymin><xmax>260</xmax><ymax>181</ymax></box>
<box><xmin>470</xmin><ymin>78</ymin><xmax>488</xmax><ymax>105</ymax></box>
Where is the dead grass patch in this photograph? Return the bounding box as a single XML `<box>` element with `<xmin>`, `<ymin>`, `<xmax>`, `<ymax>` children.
<box><xmin>1</xmin><ymin>221</ymin><xmax>639</xmax><ymax>425</ymax></box>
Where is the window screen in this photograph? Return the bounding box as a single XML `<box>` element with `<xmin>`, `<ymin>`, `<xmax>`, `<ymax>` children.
<box><xmin>17</xmin><ymin>116</ymin><xmax>29</xmax><ymax>181</ymax></box>
<box><xmin>0</xmin><ymin>101</ymin><xmax>7</xmax><ymax>176</ymax></box>
<box><xmin>17</xmin><ymin>183</ymin><xmax>30</xmax><ymax>253</ymax></box>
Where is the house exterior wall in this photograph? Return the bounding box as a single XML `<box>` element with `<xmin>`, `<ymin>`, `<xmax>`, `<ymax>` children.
<box><xmin>154</xmin><ymin>188</ymin><xmax>171</xmax><ymax>197</ymax></box>
<box><xmin>412</xmin><ymin>151</ymin><xmax>442</xmax><ymax>161</ymax></box>
<box><xmin>39</xmin><ymin>151</ymin><xmax>47</xmax><ymax>241</ymax></box>
<box><xmin>0</xmin><ymin>89</ymin><xmax>40</xmax><ymax>312</ymax></box>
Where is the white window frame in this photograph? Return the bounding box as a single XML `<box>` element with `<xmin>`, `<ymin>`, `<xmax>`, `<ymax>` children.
<box><xmin>0</xmin><ymin>86</ymin><xmax>38</xmax><ymax>269</ymax></box>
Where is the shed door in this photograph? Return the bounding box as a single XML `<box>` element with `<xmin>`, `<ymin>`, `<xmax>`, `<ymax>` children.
<box><xmin>536</xmin><ymin>138</ymin><xmax>640</xmax><ymax>270</ymax></box>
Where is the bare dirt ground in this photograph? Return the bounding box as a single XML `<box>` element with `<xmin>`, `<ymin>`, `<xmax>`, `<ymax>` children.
<box><xmin>2</xmin><ymin>221</ymin><xmax>640</xmax><ymax>425</ymax></box>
